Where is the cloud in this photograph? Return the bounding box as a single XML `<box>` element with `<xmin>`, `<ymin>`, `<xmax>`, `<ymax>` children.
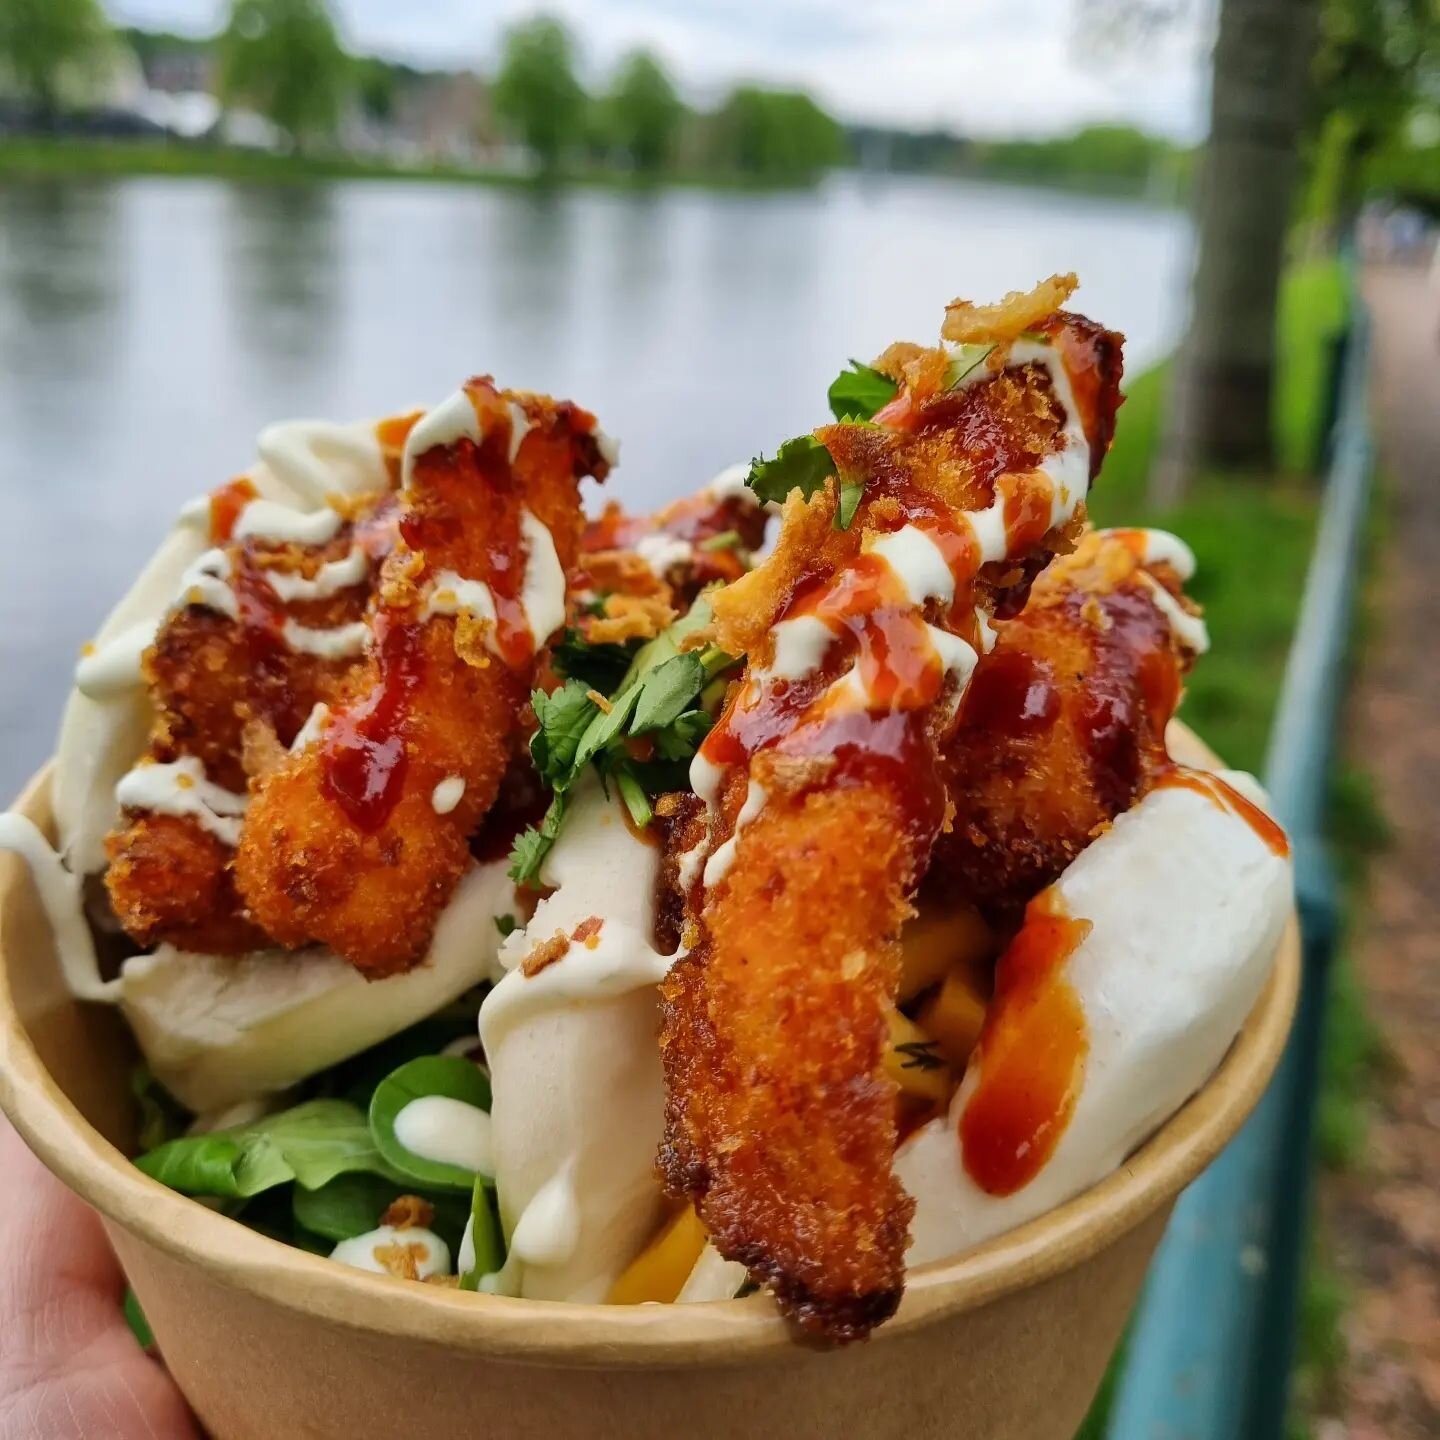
<box><xmin>105</xmin><ymin>0</ymin><xmax>1211</xmax><ymax>140</ymax></box>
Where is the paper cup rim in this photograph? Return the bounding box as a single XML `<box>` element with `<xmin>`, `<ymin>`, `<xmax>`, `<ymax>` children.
<box><xmin>0</xmin><ymin>753</ymin><xmax>1299</xmax><ymax>1368</ymax></box>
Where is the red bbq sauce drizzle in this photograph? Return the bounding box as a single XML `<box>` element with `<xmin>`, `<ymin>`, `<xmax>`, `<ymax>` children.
<box><xmin>957</xmin><ymin>650</ymin><xmax>1061</xmax><ymax>737</ymax></box>
<box><xmin>1069</xmin><ymin>584</ymin><xmax>1182</xmax><ymax>815</ymax></box>
<box><xmin>208</xmin><ymin>478</ymin><xmax>259</xmax><ymax>543</ymax></box>
<box><xmin>699</xmin><ymin>318</ymin><xmax>1114</xmax><ymax>872</ymax></box>
<box><xmin>398</xmin><ymin>388</ymin><xmax>537</xmax><ymax>671</ymax></box>
<box><xmin>698</xmin><ymin>520</ymin><xmax>971</xmax><ymax>853</ymax></box>
<box><xmin>319</xmin><ymin>610</ymin><xmax>424</xmax><ymax>832</ymax></box>
<box><xmin>960</xmin><ymin>889</ymin><xmax>1092</xmax><ymax>1196</ymax></box>
<box><xmin>1155</xmin><ymin>766</ymin><xmax>1290</xmax><ymax>857</ymax></box>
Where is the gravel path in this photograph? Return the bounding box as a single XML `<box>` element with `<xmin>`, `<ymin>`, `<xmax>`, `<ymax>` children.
<box><xmin>1321</xmin><ymin>263</ymin><xmax>1440</xmax><ymax>1440</ymax></box>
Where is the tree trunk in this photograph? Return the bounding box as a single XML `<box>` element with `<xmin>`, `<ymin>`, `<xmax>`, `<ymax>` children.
<box><xmin>1150</xmin><ymin>0</ymin><xmax>1319</xmax><ymax>507</ymax></box>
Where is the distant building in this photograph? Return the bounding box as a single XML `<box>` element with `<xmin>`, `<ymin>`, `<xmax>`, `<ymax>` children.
<box><xmin>390</xmin><ymin>70</ymin><xmax>499</xmax><ymax>166</ymax></box>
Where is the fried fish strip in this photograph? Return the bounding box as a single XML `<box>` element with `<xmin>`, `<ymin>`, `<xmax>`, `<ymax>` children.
<box><xmin>660</xmin><ymin>284</ymin><xmax>1124</xmax><ymax>1341</ymax></box>
<box><xmin>931</xmin><ymin>527</ymin><xmax>1201</xmax><ymax>921</ymax></box>
<box><xmin>235</xmin><ymin>380</ymin><xmax>609</xmax><ymax>976</ymax></box>
<box><xmin>104</xmin><ymin>486</ymin><xmax>397</xmax><ymax>954</ymax></box>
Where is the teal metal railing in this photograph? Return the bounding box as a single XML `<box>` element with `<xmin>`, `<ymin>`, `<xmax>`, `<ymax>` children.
<box><xmin>1104</xmin><ymin>265</ymin><xmax>1372</xmax><ymax>1438</ymax></box>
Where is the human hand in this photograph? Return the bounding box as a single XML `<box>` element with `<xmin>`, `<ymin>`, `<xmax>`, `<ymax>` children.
<box><xmin>0</xmin><ymin>1115</ymin><xmax>197</xmax><ymax>1439</ymax></box>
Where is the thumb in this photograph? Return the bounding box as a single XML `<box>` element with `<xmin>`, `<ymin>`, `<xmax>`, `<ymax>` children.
<box><xmin>0</xmin><ymin>1116</ymin><xmax>198</xmax><ymax>1440</ymax></box>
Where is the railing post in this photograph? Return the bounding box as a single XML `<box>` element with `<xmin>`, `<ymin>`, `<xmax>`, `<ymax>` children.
<box><xmin>1103</xmin><ymin>254</ymin><xmax>1371</xmax><ymax>1440</ymax></box>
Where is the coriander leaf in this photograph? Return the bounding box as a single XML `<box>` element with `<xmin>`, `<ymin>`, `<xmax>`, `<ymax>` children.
<box><xmin>550</xmin><ymin>627</ymin><xmax>639</xmax><ymax>694</ymax></box>
<box><xmin>827</xmin><ymin>359</ymin><xmax>899</xmax><ymax>421</ymax></box>
<box><xmin>530</xmin><ymin>681</ymin><xmax>598</xmax><ymax>784</ymax></box>
<box><xmin>746</xmin><ymin>435</ymin><xmax>836</xmax><ymax>508</ymax></box>
<box><xmin>507</xmin><ymin>792</ymin><xmax>566</xmax><ymax>886</ymax></box>
<box><xmin>654</xmin><ymin>708</ymin><xmax>713</xmax><ymax>762</ymax></box>
<box><xmin>494</xmin><ymin>913</ymin><xmax>516</xmax><ymax>938</ymax></box>
<box><xmin>836</xmin><ymin>477</ymin><xmax>864</xmax><ymax>531</ymax></box>
<box><xmin>631</xmin><ymin>652</ymin><xmax>707</xmax><ymax>734</ymax></box>
<box><xmin>944</xmin><ymin>342</ymin><xmax>996</xmax><ymax>390</ymax></box>
<box><xmin>614</xmin><ymin>767</ymin><xmax>653</xmax><ymax>828</ymax></box>
<box><xmin>571</xmin><ymin>683</ymin><xmax>643</xmax><ymax>773</ymax></box>
<box><xmin>616</xmin><ymin>595</ymin><xmax>715</xmax><ymax>690</ymax></box>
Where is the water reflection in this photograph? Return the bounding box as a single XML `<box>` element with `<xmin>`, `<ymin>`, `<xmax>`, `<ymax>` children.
<box><xmin>223</xmin><ymin>183</ymin><xmax>339</xmax><ymax>375</ymax></box>
<box><xmin>0</xmin><ymin>172</ymin><xmax>1189</xmax><ymax>794</ymax></box>
<box><xmin>0</xmin><ymin>180</ymin><xmax>122</xmax><ymax>376</ymax></box>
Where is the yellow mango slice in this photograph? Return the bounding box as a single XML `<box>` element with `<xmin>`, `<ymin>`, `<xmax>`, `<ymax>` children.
<box><xmin>607</xmin><ymin>1204</ymin><xmax>708</xmax><ymax>1305</ymax></box>
<box><xmin>919</xmin><ymin>966</ymin><xmax>988</xmax><ymax>1071</ymax></box>
<box><xmin>899</xmin><ymin>903</ymin><xmax>994</xmax><ymax>1003</ymax></box>
<box><xmin>884</xmin><ymin>1007</ymin><xmax>952</xmax><ymax>1102</ymax></box>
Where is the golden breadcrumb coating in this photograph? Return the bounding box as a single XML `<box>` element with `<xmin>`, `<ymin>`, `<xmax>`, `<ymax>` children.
<box><xmin>104</xmin><ymin>492</ymin><xmax>394</xmax><ymax>955</ymax></box>
<box><xmin>933</xmin><ymin>529</ymin><xmax>1197</xmax><ymax>919</ymax></box>
<box><xmin>235</xmin><ymin>383</ymin><xmax>606</xmax><ymax>976</ymax></box>
<box><xmin>661</xmin><ymin>300</ymin><xmax>1126</xmax><ymax>1342</ymax></box>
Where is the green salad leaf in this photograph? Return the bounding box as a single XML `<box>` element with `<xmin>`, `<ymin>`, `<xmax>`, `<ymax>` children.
<box><xmin>294</xmin><ymin>1173</ymin><xmax>471</xmax><ymax>1251</ymax></box>
<box><xmin>134</xmin><ymin>1100</ymin><xmax>403</xmax><ymax>1199</ymax></box>
<box><xmin>369</xmin><ymin>1056</ymin><xmax>494</xmax><ymax>1193</ymax></box>
<box><xmin>827</xmin><ymin>359</ymin><xmax>899</xmax><ymax>421</ymax></box>
<box><xmin>458</xmin><ymin>1176</ymin><xmax>506</xmax><ymax>1291</ymax></box>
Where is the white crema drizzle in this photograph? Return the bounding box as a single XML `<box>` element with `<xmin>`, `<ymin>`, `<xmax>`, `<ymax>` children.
<box><xmin>115</xmin><ymin>756</ymin><xmax>249</xmax><ymax>846</ymax></box>
<box><xmin>688</xmin><ymin>335</ymin><xmax>1092</xmax><ymax>891</ymax></box>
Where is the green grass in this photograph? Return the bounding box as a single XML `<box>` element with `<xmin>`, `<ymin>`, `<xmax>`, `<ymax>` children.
<box><xmin>1088</xmin><ymin>259</ymin><xmax>1346</xmax><ymax>771</ymax></box>
<box><xmin>0</xmin><ymin>136</ymin><xmax>816</xmax><ymax>192</ymax></box>
<box><xmin>1080</xmin><ymin>254</ymin><xmax>1373</xmax><ymax>1438</ymax></box>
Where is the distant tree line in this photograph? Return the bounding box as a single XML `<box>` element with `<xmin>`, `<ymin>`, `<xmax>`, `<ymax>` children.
<box><xmin>490</xmin><ymin>16</ymin><xmax>842</xmax><ymax>180</ymax></box>
<box><xmin>0</xmin><ymin>1</ymin><xmax>845</xmax><ymax>182</ymax></box>
<box><xmin>847</xmin><ymin>121</ymin><xmax>1192</xmax><ymax>193</ymax></box>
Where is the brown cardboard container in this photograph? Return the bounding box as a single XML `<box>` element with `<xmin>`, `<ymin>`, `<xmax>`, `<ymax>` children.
<box><xmin>0</xmin><ymin>738</ymin><xmax>1299</xmax><ymax>1440</ymax></box>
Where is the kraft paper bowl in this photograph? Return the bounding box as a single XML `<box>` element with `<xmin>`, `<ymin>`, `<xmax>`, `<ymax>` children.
<box><xmin>0</xmin><ymin>736</ymin><xmax>1298</xmax><ymax>1440</ymax></box>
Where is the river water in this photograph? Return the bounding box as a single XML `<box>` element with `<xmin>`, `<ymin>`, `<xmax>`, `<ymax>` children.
<box><xmin>0</xmin><ymin>171</ymin><xmax>1189</xmax><ymax>796</ymax></box>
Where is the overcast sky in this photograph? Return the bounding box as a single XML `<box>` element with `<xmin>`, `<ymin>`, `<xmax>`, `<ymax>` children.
<box><xmin>106</xmin><ymin>0</ymin><xmax>1215</xmax><ymax>141</ymax></box>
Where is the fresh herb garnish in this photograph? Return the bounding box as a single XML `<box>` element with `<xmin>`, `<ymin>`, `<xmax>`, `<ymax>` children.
<box><xmin>698</xmin><ymin>528</ymin><xmax>742</xmax><ymax>553</ymax></box>
<box><xmin>494</xmin><ymin>914</ymin><xmax>516</xmax><ymax>938</ymax></box>
<box><xmin>895</xmin><ymin>1039</ymin><xmax>945</xmax><ymax>1072</ymax></box>
<box><xmin>507</xmin><ymin>600</ymin><xmax>736</xmax><ymax>885</ymax></box>
<box><xmin>550</xmin><ymin>627</ymin><xmax>640</xmax><ymax>694</ymax></box>
<box><xmin>747</xmin><ymin>433</ymin><xmax>867</xmax><ymax>534</ymax></box>
<box><xmin>944</xmin><ymin>342</ymin><xmax>997</xmax><ymax>390</ymax></box>
<box><xmin>746</xmin><ymin>434</ymin><xmax>837</xmax><ymax>507</ymax></box>
<box><xmin>507</xmin><ymin>792</ymin><xmax>567</xmax><ymax>886</ymax></box>
<box><xmin>827</xmin><ymin>359</ymin><xmax>899</xmax><ymax>421</ymax></box>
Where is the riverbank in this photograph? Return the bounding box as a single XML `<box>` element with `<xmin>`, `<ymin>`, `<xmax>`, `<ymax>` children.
<box><xmin>0</xmin><ymin>137</ymin><xmax>814</xmax><ymax>192</ymax></box>
<box><xmin>0</xmin><ymin>136</ymin><xmax>1190</xmax><ymax>203</ymax></box>
<box><xmin>1076</xmin><ymin>254</ymin><xmax>1364</xmax><ymax>1440</ymax></box>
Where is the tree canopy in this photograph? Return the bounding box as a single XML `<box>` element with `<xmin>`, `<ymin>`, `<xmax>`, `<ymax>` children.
<box><xmin>708</xmin><ymin>86</ymin><xmax>844</xmax><ymax>180</ymax></box>
<box><xmin>492</xmin><ymin>17</ymin><xmax>588</xmax><ymax>173</ymax></box>
<box><xmin>0</xmin><ymin>0</ymin><xmax>110</xmax><ymax>115</ymax></box>
<box><xmin>605</xmin><ymin>50</ymin><xmax>684</xmax><ymax>172</ymax></box>
<box><xmin>217</xmin><ymin>0</ymin><xmax>350</xmax><ymax>149</ymax></box>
